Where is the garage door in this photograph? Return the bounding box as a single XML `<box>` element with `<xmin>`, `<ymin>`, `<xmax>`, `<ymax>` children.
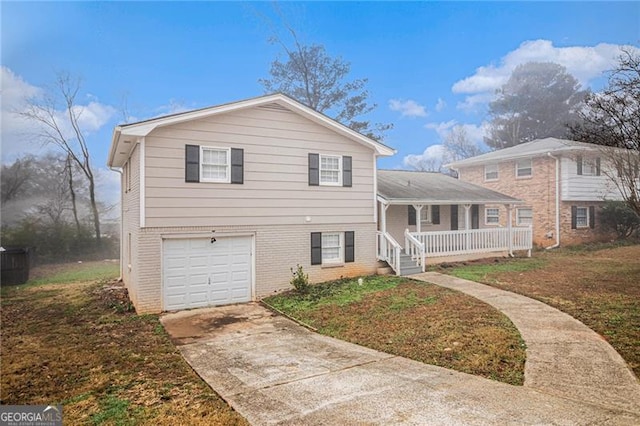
<box><xmin>163</xmin><ymin>236</ymin><xmax>252</xmax><ymax>311</ymax></box>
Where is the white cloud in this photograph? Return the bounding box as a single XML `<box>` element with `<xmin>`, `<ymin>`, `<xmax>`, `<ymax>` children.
<box><xmin>403</xmin><ymin>144</ymin><xmax>446</xmax><ymax>170</ymax></box>
<box><xmin>389</xmin><ymin>99</ymin><xmax>428</xmax><ymax>117</ymax></box>
<box><xmin>452</xmin><ymin>40</ymin><xmax>640</xmax><ymax>110</ymax></box>
<box><xmin>425</xmin><ymin>120</ymin><xmax>457</xmax><ymax>138</ymax></box>
<box><xmin>425</xmin><ymin>120</ymin><xmax>489</xmax><ymax>146</ymax></box>
<box><xmin>1</xmin><ymin>67</ymin><xmax>117</xmax><ymax>163</ymax></box>
<box><xmin>435</xmin><ymin>98</ymin><xmax>446</xmax><ymax>112</ymax></box>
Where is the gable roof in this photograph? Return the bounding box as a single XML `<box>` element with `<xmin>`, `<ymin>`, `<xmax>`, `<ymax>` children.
<box><xmin>108</xmin><ymin>93</ymin><xmax>395</xmax><ymax>167</ymax></box>
<box><xmin>377</xmin><ymin>170</ymin><xmax>522</xmax><ymax>205</ymax></box>
<box><xmin>446</xmin><ymin>137</ymin><xmax>599</xmax><ymax>169</ymax></box>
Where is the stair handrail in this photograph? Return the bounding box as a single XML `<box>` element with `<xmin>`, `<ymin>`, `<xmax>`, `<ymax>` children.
<box><xmin>404</xmin><ymin>228</ymin><xmax>426</xmax><ymax>272</ymax></box>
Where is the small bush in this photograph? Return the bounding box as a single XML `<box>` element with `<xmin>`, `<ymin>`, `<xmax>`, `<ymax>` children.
<box><xmin>600</xmin><ymin>201</ymin><xmax>640</xmax><ymax>239</ymax></box>
<box><xmin>290</xmin><ymin>264</ymin><xmax>309</xmax><ymax>293</ymax></box>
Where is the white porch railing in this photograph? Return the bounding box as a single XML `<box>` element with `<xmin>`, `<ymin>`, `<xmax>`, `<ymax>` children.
<box><xmin>412</xmin><ymin>226</ymin><xmax>532</xmax><ymax>258</ymax></box>
<box><xmin>376</xmin><ymin>231</ymin><xmax>402</xmax><ymax>274</ymax></box>
<box><xmin>404</xmin><ymin>229</ymin><xmax>426</xmax><ymax>272</ymax></box>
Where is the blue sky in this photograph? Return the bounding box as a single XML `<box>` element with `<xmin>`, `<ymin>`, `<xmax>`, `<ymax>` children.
<box><xmin>2</xmin><ymin>1</ymin><xmax>639</xmax><ymax>204</ymax></box>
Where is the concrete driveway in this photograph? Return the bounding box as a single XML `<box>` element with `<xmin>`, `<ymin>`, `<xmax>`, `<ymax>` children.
<box><xmin>161</xmin><ymin>296</ymin><xmax>640</xmax><ymax>425</ymax></box>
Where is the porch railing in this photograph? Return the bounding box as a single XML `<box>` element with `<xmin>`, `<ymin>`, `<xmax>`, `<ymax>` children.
<box><xmin>412</xmin><ymin>227</ymin><xmax>532</xmax><ymax>258</ymax></box>
<box><xmin>376</xmin><ymin>231</ymin><xmax>402</xmax><ymax>274</ymax></box>
<box><xmin>404</xmin><ymin>229</ymin><xmax>426</xmax><ymax>272</ymax></box>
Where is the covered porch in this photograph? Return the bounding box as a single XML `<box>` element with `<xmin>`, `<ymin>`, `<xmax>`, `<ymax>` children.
<box><xmin>376</xmin><ymin>170</ymin><xmax>532</xmax><ymax>275</ymax></box>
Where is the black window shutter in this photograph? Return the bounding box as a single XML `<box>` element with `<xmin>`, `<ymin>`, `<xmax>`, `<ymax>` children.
<box><xmin>595</xmin><ymin>158</ymin><xmax>601</xmax><ymax>176</ymax></box>
<box><xmin>344</xmin><ymin>231</ymin><xmax>355</xmax><ymax>263</ymax></box>
<box><xmin>311</xmin><ymin>232</ymin><xmax>322</xmax><ymax>265</ymax></box>
<box><xmin>342</xmin><ymin>156</ymin><xmax>352</xmax><ymax>187</ymax></box>
<box><xmin>589</xmin><ymin>206</ymin><xmax>595</xmax><ymax>229</ymax></box>
<box><xmin>408</xmin><ymin>206</ymin><xmax>416</xmax><ymax>226</ymax></box>
<box><xmin>230</xmin><ymin>148</ymin><xmax>244</xmax><ymax>184</ymax></box>
<box><xmin>309</xmin><ymin>153</ymin><xmax>319</xmax><ymax>186</ymax></box>
<box><xmin>571</xmin><ymin>206</ymin><xmax>578</xmax><ymax>229</ymax></box>
<box><xmin>185</xmin><ymin>145</ymin><xmax>200</xmax><ymax>182</ymax></box>
<box><xmin>450</xmin><ymin>205</ymin><xmax>458</xmax><ymax>231</ymax></box>
<box><xmin>432</xmin><ymin>205</ymin><xmax>440</xmax><ymax>225</ymax></box>
<box><xmin>576</xmin><ymin>156</ymin><xmax>583</xmax><ymax>175</ymax></box>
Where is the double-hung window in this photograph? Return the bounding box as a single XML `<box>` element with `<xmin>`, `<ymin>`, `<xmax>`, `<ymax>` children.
<box><xmin>485</xmin><ymin>207</ymin><xmax>500</xmax><ymax>225</ymax></box>
<box><xmin>419</xmin><ymin>206</ymin><xmax>431</xmax><ymax>225</ymax></box>
<box><xmin>200</xmin><ymin>147</ymin><xmax>230</xmax><ymax>183</ymax></box>
<box><xmin>484</xmin><ymin>164</ymin><xmax>498</xmax><ymax>181</ymax></box>
<box><xmin>516</xmin><ymin>158</ymin><xmax>532</xmax><ymax>178</ymax></box>
<box><xmin>321</xmin><ymin>233</ymin><xmax>343</xmax><ymax>264</ymax></box>
<box><xmin>320</xmin><ymin>154</ymin><xmax>342</xmax><ymax>186</ymax></box>
<box><xmin>516</xmin><ymin>208</ymin><xmax>533</xmax><ymax>226</ymax></box>
<box><xmin>575</xmin><ymin>207</ymin><xmax>589</xmax><ymax>228</ymax></box>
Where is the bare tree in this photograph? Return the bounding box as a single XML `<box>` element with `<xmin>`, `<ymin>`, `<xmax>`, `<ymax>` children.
<box><xmin>571</xmin><ymin>49</ymin><xmax>640</xmax><ymax>216</ymax></box>
<box><xmin>19</xmin><ymin>72</ymin><xmax>102</xmax><ymax>243</ymax></box>
<box><xmin>258</xmin><ymin>11</ymin><xmax>392</xmax><ymax>140</ymax></box>
<box><xmin>442</xmin><ymin>125</ymin><xmax>485</xmax><ymax>162</ymax></box>
<box><xmin>1</xmin><ymin>156</ymin><xmax>35</xmax><ymax>204</ymax></box>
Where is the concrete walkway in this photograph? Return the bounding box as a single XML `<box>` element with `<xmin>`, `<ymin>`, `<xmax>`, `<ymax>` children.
<box><xmin>412</xmin><ymin>272</ymin><xmax>640</xmax><ymax>415</ymax></box>
<box><xmin>162</xmin><ymin>285</ymin><xmax>640</xmax><ymax>425</ymax></box>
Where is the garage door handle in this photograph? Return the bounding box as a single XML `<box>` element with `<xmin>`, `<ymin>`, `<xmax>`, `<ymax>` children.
<box><xmin>208</xmin><ymin>276</ymin><xmax>211</xmax><ymax>285</ymax></box>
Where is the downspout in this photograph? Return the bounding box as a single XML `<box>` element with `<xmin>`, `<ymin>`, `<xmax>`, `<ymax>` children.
<box><xmin>545</xmin><ymin>152</ymin><xmax>561</xmax><ymax>250</ymax></box>
<box><xmin>109</xmin><ymin>166</ymin><xmax>124</xmax><ymax>281</ymax></box>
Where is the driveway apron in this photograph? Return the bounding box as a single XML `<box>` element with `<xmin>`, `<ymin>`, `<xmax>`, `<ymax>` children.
<box><xmin>162</xmin><ymin>293</ymin><xmax>640</xmax><ymax>425</ymax></box>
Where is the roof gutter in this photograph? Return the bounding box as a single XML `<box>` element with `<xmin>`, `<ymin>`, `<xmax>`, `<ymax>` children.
<box><xmin>107</xmin><ymin>126</ymin><xmax>123</xmax><ymax>167</ymax></box>
<box><xmin>545</xmin><ymin>152</ymin><xmax>561</xmax><ymax>250</ymax></box>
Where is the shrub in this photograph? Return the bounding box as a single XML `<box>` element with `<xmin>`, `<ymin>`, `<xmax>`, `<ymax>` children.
<box><xmin>600</xmin><ymin>201</ymin><xmax>640</xmax><ymax>239</ymax></box>
<box><xmin>290</xmin><ymin>264</ymin><xmax>310</xmax><ymax>293</ymax></box>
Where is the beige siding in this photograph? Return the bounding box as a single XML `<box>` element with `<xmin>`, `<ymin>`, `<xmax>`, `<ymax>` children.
<box><xmin>384</xmin><ymin>204</ymin><xmax>472</xmax><ymax>244</ymax></box>
<box><xmin>134</xmin><ymin>223</ymin><xmax>378</xmax><ymax>313</ymax></box>
<box><xmin>144</xmin><ymin>105</ymin><xmax>376</xmax><ymax>228</ymax></box>
<box><xmin>121</xmin><ymin>144</ymin><xmax>141</xmax><ymax>307</ymax></box>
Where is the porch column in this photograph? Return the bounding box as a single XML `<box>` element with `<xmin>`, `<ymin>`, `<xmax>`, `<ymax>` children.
<box><xmin>505</xmin><ymin>204</ymin><xmax>513</xmax><ymax>256</ymax></box>
<box><xmin>381</xmin><ymin>203</ymin><xmax>389</xmax><ymax>233</ymax></box>
<box><xmin>413</xmin><ymin>204</ymin><xmax>424</xmax><ymax>234</ymax></box>
<box><xmin>463</xmin><ymin>204</ymin><xmax>471</xmax><ymax>251</ymax></box>
<box><xmin>463</xmin><ymin>204</ymin><xmax>471</xmax><ymax>230</ymax></box>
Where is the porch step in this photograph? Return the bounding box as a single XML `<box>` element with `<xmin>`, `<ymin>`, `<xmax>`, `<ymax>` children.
<box><xmin>398</xmin><ymin>253</ymin><xmax>422</xmax><ymax>276</ymax></box>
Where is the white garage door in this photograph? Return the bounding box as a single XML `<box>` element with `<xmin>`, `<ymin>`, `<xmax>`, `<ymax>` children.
<box><xmin>163</xmin><ymin>236</ymin><xmax>252</xmax><ymax>311</ymax></box>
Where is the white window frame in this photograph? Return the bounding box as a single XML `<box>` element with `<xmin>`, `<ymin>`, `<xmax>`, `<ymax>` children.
<box><xmin>419</xmin><ymin>206</ymin><xmax>432</xmax><ymax>225</ymax></box>
<box><xmin>516</xmin><ymin>158</ymin><xmax>532</xmax><ymax>178</ymax></box>
<box><xmin>484</xmin><ymin>164</ymin><xmax>499</xmax><ymax>181</ymax></box>
<box><xmin>321</xmin><ymin>232</ymin><xmax>344</xmax><ymax>264</ymax></box>
<box><xmin>319</xmin><ymin>154</ymin><xmax>342</xmax><ymax>186</ymax></box>
<box><xmin>516</xmin><ymin>208</ymin><xmax>533</xmax><ymax>226</ymax></box>
<box><xmin>200</xmin><ymin>146</ymin><xmax>231</xmax><ymax>183</ymax></box>
<box><xmin>575</xmin><ymin>207</ymin><xmax>589</xmax><ymax>228</ymax></box>
<box><xmin>485</xmin><ymin>207</ymin><xmax>500</xmax><ymax>225</ymax></box>
<box><xmin>582</xmin><ymin>159</ymin><xmax>598</xmax><ymax>176</ymax></box>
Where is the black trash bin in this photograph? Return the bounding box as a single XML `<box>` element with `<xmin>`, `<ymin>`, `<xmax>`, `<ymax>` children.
<box><xmin>1</xmin><ymin>247</ymin><xmax>32</xmax><ymax>285</ymax></box>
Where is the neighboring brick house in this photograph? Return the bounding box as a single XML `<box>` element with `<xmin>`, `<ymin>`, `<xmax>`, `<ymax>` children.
<box><xmin>447</xmin><ymin>138</ymin><xmax>623</xmax><ymax>247</ymax></box>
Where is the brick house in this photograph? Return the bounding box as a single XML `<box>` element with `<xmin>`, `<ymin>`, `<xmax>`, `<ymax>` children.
<box><xmin>447</xmin><ymin>138</ymin><xmax>624</xmax><ymax>247</ymax></box>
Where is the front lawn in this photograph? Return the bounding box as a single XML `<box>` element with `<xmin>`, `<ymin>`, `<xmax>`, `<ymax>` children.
<box><xmin>441</xmin><ymin>243</ymin><xmax>640</xmax><ymax>379</ymax></box>
<box><xmin>0</xmin><ymin>262</ymin><xmax>247</xmax><ymax>426</ymax></box>
<box><xmin>264</xmin><ymin>275</ymin><xmax>526</xmax><ymax>385</ymax></box>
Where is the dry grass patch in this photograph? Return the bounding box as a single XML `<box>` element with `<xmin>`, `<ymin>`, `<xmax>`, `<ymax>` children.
<box><xmin>443</xmin><ymin>243</ymin><xmax>640</xmax><ymax>379</ymax></box>
<box><xmin>1</xmin><ymin>262</ymin><xmax>247</xmax><ymax>426</ymax></box>
<box><xmin>265</xmin><ymin>276</ymin><xmax>526</xmax><ymax>385</ymax></box>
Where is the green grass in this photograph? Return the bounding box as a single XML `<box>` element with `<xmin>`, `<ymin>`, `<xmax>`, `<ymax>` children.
<box><xmin>265</xmin><ymin>275</ymin><xmax>405</xmax><ymax>315</ymax></box>
<box><xmin>26</xmin><ymin>262</ymin><xmax>120</xmax><ymax>286</ymax></box>
<box><xmin>443</xmin><ymin>258</ymin><xmax>547</xmax><ymax>283</ymax></box>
